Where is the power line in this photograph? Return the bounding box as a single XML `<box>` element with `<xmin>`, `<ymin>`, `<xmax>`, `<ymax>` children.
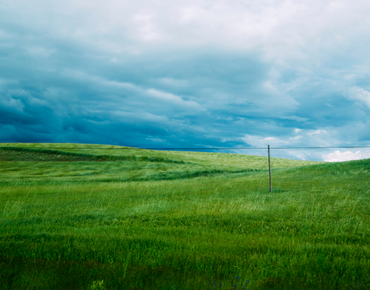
<box><xmin>135</xmin><ymin>146</ymin><xmax>370</xmax><ymax>150</ymax></box>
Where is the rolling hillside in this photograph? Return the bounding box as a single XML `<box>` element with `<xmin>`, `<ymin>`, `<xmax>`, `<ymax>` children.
<box><xmin>0</xmin><ymin>144</ymin><xmax>369</xmax><ymax>289</ymax></box>
<box><xmin>0</xmin><ymin>143</ymin><xmax>319</xmax><ymax>183</ymax></box>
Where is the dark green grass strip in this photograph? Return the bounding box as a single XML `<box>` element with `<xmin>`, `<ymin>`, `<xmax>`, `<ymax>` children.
<box><xmin>0</xmin><ymin>169</ymin><xmax>260</xmax><ymax>187</ymax></box>
<box><xmin>0</xmin><ymin>147</ymin><xmax>188</xmax><ymax>164</ymax></box>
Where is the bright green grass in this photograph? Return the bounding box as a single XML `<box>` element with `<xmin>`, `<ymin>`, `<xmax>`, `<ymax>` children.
<box><xmin>0</xmin><ymin>144</ymin><xmax>369</xmax><ymax>289</ymax></box>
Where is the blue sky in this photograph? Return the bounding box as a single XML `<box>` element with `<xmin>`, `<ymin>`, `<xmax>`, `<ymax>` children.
<box><xmin>1</xmin><ymin>0</ymin><xmax>370</xmax><ymax>161</ymax></box>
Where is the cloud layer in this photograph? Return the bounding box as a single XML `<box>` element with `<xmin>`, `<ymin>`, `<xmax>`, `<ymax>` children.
<box><xmin>1</xmin><ymin>0</ymin><xmax>370</xmax><ymax>161</ymax></box>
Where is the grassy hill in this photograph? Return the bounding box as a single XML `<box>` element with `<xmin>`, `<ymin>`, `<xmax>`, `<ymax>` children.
<box><xmin>0</xmin><ymin>143</ymin><xmax>318</xmax><ymax>183</ymax></box>
<box><xmin>0</xmin><ymin>143</ymin><xmax>369</xmax><ymax>289</ymax></box>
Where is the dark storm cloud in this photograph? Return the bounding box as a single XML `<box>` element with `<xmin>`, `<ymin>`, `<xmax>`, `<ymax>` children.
<box><xmin>0</xmin><ymin>31</ymin><xmax>272</xmax><ymax>148</ymax></box>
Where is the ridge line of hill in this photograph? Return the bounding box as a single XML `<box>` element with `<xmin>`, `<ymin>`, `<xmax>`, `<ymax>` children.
<box><xmin>0</xmin><ymin>147</ymin><xmax>191</xmax><ymax>164</ymax></box>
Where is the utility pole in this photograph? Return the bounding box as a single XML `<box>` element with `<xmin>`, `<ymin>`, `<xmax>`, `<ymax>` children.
<box><xmin>268</xmin><ymin>145</ymin><xmax>272</xmax><ymax>192</ymax></box>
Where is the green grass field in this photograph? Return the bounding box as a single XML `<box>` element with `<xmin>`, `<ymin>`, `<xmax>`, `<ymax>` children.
<box><xmin>0</xmin><ymin>143</ymin><xmax>369</xmax><ymax>289</ymax></box>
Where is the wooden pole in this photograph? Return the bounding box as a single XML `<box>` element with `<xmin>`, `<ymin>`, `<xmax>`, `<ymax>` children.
<box><xmin>268</xmin><ymin>145</ymin><xmax>272</xmax><ymax>192</ymax></box>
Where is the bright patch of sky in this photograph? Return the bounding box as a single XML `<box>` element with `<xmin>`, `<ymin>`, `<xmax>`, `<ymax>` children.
<box><xmin>323</xmin><ymin>150</ymin><xmax>370</xmax><ymax>162</ymax></box>
<box><xmin>1</xmin><ymin>0</ymin><xmax>370</xmax><ymax>161</ymax></box>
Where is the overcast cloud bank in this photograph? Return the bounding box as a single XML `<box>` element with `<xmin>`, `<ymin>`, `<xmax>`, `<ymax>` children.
<box><xmin>1</xmin><ymin>0</ymin><xmax>370</xmax><ymax>161</ymax></box>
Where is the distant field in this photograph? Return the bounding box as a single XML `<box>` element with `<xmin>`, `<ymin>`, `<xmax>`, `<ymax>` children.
<box><xmin>0</xmin><ymin>143</ymin><xmax>369</xmax><ymax>289</ymax></box>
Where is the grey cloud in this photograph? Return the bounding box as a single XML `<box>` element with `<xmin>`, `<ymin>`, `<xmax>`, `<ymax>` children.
<box><xmin>1</xmin><ymin>0</ymin><xmax>370</xmax><ymax>160</ymax></box>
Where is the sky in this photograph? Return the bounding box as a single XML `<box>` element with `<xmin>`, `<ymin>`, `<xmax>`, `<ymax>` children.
<box><xmin>1</xmin><ymin>0</ymin><xmax>370</xmax><ymax>161</ymax></box>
